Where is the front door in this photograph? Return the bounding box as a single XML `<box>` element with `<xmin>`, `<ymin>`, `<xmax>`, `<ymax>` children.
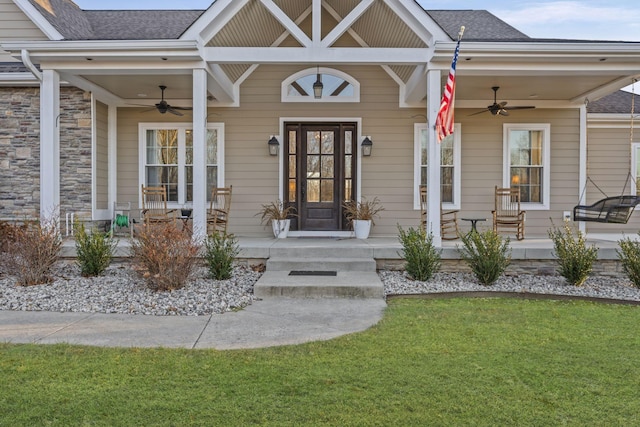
<box><xmin>284</xmin><ymin>123</ymin><xmax>357</xmax><ymax>231</ymax></box>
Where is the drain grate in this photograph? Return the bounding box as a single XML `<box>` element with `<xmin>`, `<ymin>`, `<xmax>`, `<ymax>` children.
<box><xmin>289</xmin><ymin>271</ymin><xmax>337</xmax><ymax>276</ymax></box>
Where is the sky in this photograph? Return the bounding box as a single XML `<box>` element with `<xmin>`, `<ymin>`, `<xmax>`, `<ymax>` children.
<box><xmin>73</xmin><ymin>0</ymin><xmax>640</xmax><ymax>42</ymax></box>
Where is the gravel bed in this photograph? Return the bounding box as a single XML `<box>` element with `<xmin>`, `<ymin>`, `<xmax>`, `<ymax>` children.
<box><xmin>0</xmin><ymin>262</ymin><xmax>261</xmax><ymax>316</ymax></box>
<box><xmin>380</xmin><ymin>270</ymin><xmax>640</xmax><ymax>302</ymax></box>
<box><xmin>3</xmin><ymin>262</ymin><xmax>640</xmax><ymax>316</ymax></box>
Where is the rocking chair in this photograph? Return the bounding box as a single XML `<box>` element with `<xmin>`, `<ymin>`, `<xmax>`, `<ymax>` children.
<box><xmin>419</xmin><ymin>185</ymin><xmax>460</xmax><ymax>240</ymax></box>
<box><xmin>492</xmin><ymin>186</ymin><xmax>525</xmax><ymax>240</ymax></box>
<box><xmin>207</xmin><ymin>186</ymin><xmax>232</xmax><ymax>235</ymax></box>
<box><xmin>141</xmin><ymin>185</ymin><xmax>175</xmax><ymax>227</ymax></box>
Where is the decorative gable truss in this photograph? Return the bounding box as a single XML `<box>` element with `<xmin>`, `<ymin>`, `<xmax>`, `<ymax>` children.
<box><xmin>183</xmin><ymin>0</ymin><xmax>449</xmax><ymax>107</ymax></box>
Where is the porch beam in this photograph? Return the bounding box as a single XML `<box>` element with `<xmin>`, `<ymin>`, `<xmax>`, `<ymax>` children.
<box><xmin>59</xmin><ymin>73</ymin><xmax>123</xmax><ymax>105</ymax></box>
<box><xmin>201</xmin><ymin>47</ymin><xmax>430</xmax><ymax>64</ymax></box>
<box><xmin>321</xmin><ymin>0</ymin><xmax>374</xmax><ymax>48</ymax></box>
<box><xmin>312</xmin><ymin>0</ymin><xmax>321</xmax><ymax>46</ymax></box>
<box><xmin>426</xmin><ymin>69</ymin><xmax>442</xmax><ymax>246</ymax></box>
<box><xmin>40</xmin><ymin>69</ymin><xmax>60</xmax><ymax>220</ymax></box>
<box><xmin>192</xmin><ymin>68</ymin><xmax>208</xmax><ymax>241</ymax></box>
<box><xmin>403</xmin><ymin>64</ymin><xmax>428</xmax><ymax>105</ymax></box>
<box><xmin>205</xmin><ymin>63</ymin><xmax>235</xmax><ymax>104</ymax></box>
<box><xmin>259</xmin><ymin>0</ymin><xmax>312</xmax><ymax>47</ymax></box>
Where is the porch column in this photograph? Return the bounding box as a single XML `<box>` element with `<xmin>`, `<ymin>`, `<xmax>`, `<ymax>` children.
<box><xmin>578</xmin><ymin>103</ymin><xmax>587</xmax><ymax>233</ymax></box>
<box><xmin>108</xmin><ymin>104</ymin><xmax>118</xmax><ymax>217</ymax></box>
<box><xmin>426</xmin><ymin>69</ymin><xmax>442</xmax><ymax>246</ymax></box>
<box><xmin>40</xmin><ymin>69</ymin><xmax>60</xmax><ymax>220</ymax></box>
<box><xmin>192</xmin><ymin>68</ymin><xmax>208</xmax><ymax>240</ymax></box>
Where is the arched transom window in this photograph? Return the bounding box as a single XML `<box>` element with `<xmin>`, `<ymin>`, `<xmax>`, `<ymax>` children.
<box><xmin>282</xmin><ymin>67</ymin><xmax>360</xmax><ymax>103</ymax></box>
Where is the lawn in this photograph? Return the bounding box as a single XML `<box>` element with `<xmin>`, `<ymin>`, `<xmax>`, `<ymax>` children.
<box><xmin>1</xmin><ymin>298</ymin><xmax>640</xmax><ymax>426</ymax></box>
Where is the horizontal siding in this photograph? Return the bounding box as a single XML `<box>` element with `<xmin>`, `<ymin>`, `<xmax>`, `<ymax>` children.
<box><xmin>95</xmin><ymin>101</ymin><xmax>109</xmax><ymax>210</ymax></box>
<box><xmin>114</xmin><ymin>65</ymin><xmax>592</xmax><ymax>238</ymax></box>
<box><xmin>0</xmin><ymin>0</ymin><xmax>48</xmax><ymax>61</ymax></box>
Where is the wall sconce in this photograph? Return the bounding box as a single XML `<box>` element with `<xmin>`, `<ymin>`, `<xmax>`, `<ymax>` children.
<box><xmin>268</xmin><ymin>135</ymin><xmax>280</xmax><ymax>156</ymax></box>
<box><xmin>361</xmin><ymin>136</ymin><xmax>373</xmax><ymax>156</ymax></box>
<box><xmin>313</xmin><ymin>66</ymin><xmax>323</xmax><ymax>99</ymax></box>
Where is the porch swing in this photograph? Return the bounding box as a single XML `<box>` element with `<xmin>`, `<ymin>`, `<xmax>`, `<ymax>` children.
<box><xmin>573</xmin><ymin>80</ymin><xmax>640</xmax><ymax>224</ymax></box>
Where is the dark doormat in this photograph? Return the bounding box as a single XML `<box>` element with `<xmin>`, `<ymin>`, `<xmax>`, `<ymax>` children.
<box><xmin>288</xmin><ymin>271</ymin><xmax>337</xmax><ymax>276</ymax></box>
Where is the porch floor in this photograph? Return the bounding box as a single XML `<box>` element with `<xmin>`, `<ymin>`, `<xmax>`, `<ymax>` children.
<box><xmin>60</xmin><ymin>233</ymin><xmax>628</xmax><ymax>261</ymax></box>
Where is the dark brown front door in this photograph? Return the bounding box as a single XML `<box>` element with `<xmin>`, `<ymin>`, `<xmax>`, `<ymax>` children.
<box><xmin>284</xmin><ymin>123</ymin><xmax>357</xmax><ymax>231</ymax></box>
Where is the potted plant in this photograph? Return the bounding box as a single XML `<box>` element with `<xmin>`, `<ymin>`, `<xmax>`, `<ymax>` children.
<box><xmin>257</xmin><ymin>200</ymin><xmax>297</xmax><ymax>238</ymax></box>
<box><xmin>343</xmin><ymin>197</ymin><xmax>385</xmax><ymax>239</ymax></box>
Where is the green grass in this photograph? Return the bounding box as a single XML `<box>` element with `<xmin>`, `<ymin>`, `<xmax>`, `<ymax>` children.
<box><xmin>2</xmin><ymin>298</ymin><xmax>640</xmax><ymax>426</ymax></box>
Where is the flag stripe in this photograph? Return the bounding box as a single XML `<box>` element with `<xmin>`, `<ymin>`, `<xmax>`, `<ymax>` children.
<box><xmin>435</xmin><ymin>39</ymin><xmax>461</xmax><ymax>143</ymax></box>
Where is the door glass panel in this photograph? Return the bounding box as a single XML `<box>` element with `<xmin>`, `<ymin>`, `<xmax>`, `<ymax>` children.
<box><xmin>289</xmin><ymin>156</ymin><xmax>296</xmax><ymax>178</ymax></box>
<box><xmin>321</xmin><ymin>131</ymin><xmax>334</xmax><ymax>154</ymax></box>
<box><xmin>345</xmin><ymin>155</ymin><xmax>352</xmax><ymax>179</ymax></box>
<box><xmin>321</xmin><ymin>180</ymin><xmax>333</xmax><ymax>202</ymax></box>
<box><xmin>307</xmin><ymin>156</ymin><xmax>320</xmax><ymax>177</ymax></box>
<box><xmin>322</xmin><ymin>156</ymin><xmax>334</xmax><ymax>178</ymax></box>
<box><xmin>307</xmin><ymin>131</ymin><xmax>320</xmax><ymax>154</ymax></box>
<box><xmin>289</xmin><ymin>179</ymin><xmax>296</xmax><ymax>202</ymax></box>
<box><xmin>345</xmin><ymin>131</ymin><xmax>352</xmax><ymax>155</ymax></box>
<box><xmin>289</xmin><ymin>130</ymin><xmax>297</xmax><ymax>154</ymax></box>
<box><xmin>344</xmin><ymin>179</ymin><xmax>352</xmax><ymax>201</ymax></box>
<box><xmin>307</xmin><ymin>180</ymin><xmax>320</xmax><ymax>202</ymax></box>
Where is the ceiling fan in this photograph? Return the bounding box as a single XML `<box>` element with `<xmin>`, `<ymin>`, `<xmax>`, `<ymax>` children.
<box><xmin>153</xmin><ymin>85</ymin><xmax>192</xmax><ymax>116</ymax></box>
<box><xmin>469</xmin><ymin>86</ymin><xmax>535</xmax><ymax>116</ymax></box>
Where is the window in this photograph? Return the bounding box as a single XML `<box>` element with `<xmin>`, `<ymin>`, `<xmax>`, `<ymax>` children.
<box><xmin>140</xmin><ymin>123</ymin><xmax>223</xmax><ymax>205</ymax></box>
<box><xmin>503</xmin><ymin>123</ymin><xmax>550</xmax><ymax>209</ymax></box>
<box><xmin>414</xmin><ymin>123</ymin><xmax>461</xmax><ymax>209</ymax></box>
<box><xmin>282</xmin><ymin>67</ymin><xmax>360</xmax><ymax>103</ymax></box>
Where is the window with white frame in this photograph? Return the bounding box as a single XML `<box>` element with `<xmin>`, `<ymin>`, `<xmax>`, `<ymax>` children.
<box><xmin>503</xmin><ymin>123</ymin><xmax>550</xmax><ymax>209</ymax></box>
<box><xmin>414</xmin><ymin>123</ymin><xmax>461</xmax><ymax>209</ymax></box>
<box><xmin>281</xmin><ymin>67</ymin><xmax>360</xmax><ymax>103</ymax></box>
<box><xmin>140</xmin><ymin>123</ymin><xmax>223</xmax><ymax>205</ymax></box>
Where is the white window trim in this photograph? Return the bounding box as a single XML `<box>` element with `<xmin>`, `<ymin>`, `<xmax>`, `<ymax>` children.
<box><xmin>503</xmin><ymin>123</ymin><xmax>551</xmax><ymax>210</ymax></box>
<box><xmin>281</xmin><ymin>67</ymin><xmax>360</xmax><ymax>103</ymax></box>
<box><xmin>632</xmin><ymin>143</ymin><xmax>640</xmax><ymax>195</ymax></box>
<box><xmin>414</xmin><ymin>123</ymin><xmax>461</xmax><ymax>210</ymax></box>
<box><xmin>138</xmin><ymin>122</ymin><xmax>224</xmax><ymax>208</ymax></box>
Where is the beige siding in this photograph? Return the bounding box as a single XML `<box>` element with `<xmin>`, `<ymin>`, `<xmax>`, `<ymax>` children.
<box><xmin>583</xmin><ymin>125</ymin><xmax>640</xmax><ymax>233</ymax></box>
<box><xmin>95</xmin><ymin>101</ymin><xmax>109</xmax><ymax>210</ymax></box>
<box><xmin>115</xmin><ymin>65</ymin><xmax>586</xmax><ymax>238</ymax></box>
<box><xmin>0</xmin><ymin>0</ymin><xmax>48</xmax><ymax>62</ymax></box>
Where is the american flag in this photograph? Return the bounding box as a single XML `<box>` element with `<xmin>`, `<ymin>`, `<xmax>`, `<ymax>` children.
<box><xmin>435</xmin><ymin>36</ymin><xmax>462</xmax><ymax>143</ymax></box>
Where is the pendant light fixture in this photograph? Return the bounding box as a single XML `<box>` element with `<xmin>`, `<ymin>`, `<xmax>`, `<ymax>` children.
<box><xmin>313</xmin><ymin>66</ymin><xmax>323</xmax><ymax>99</ymax></box>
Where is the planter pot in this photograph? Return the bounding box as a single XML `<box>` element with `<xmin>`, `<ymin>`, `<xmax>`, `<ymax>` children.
<box><xmin>272</xmin><ymin>219</ymin><xmax>291</xmax><ymax>238</ymax></box>
<box><xmin>353</xmin><ymin>219</ymin><xmax>372</xmax><ymax>239</ymax></box>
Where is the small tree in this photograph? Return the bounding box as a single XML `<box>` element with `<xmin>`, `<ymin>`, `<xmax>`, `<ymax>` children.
<box><xmin>397</xmin><ymin>225</ymin><xmax>441</xmax><ymax>281</ymax></box>
<box><xmin>617</xmin><ymin>233</ymin><xmax>640</xmax><ymax>288</ymax></box>
<box><xmin>458</xmin><ymin>229</ymin><xmax>511</xmax><ymax>286</ymax></box>
<box><xmin>204</xmin><ymin>232</ymin><xmax>240</xmax><ymax>280</ymax></box>
<box><xmin>74</xmin><ymin>222</ymin><xmax>116</xmax><ymax>277</ymax></box>
<box><xmin>130</xmin><ymin>222</ymin><xmax>200</xmax><ymax>291</ymax></box>
<box><xmin>548</xmin><ymin>220</ymin><xmax>598</xmax><ymax>286</ymax></box>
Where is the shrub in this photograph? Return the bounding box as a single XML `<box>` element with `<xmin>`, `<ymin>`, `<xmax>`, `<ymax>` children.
<box><xmin>548</xmin><ymin>220</ymin><xmax>598</xmax><ymax>286</ymax></box>
<box><xmin>617</xmin><ymin>234</ymin><xmax>640</xmax><ymax>288</ymax></box>
<box><xmin>74</xmin><ymin>222</ymin><xmax>116</xmax><ymax>277</ymax></box>
<box><xmin>458</xmin><ymin>229</ymin><xmax>511</xmax><ymax>286</ymax></box>
<box><xmin>0</xmin><ymin>221</ymin><xmax>28</xmax><ymax>253</ymax></box>
<box><xmin>397</xmin><ymin>225</ymin><xmax>441</xmax><ymax>281</ymax></box>
<box><xmin>204</xmin><ymin>232</ymin><xmax>240</xmax><ymax>280</ymax></box>
<box><xmin>5</xmin><ymin>216</ymin><xmax>61</xmax><ymax>286</ymax></box>
<box><xmin>130</xmin><ymin>222</ymin><xmax>200</xmax><ymax>291</ymax></box>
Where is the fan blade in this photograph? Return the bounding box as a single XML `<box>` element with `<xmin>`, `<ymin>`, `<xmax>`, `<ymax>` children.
<box><xmin>503</xmin><ymin>106</ymin><xmax>536</xmax><ymax>111</ymax></box>
<box><xmin>498</xmin><ymin>109</ymin><xmax>509</xmax><ymax>116</ymax></box>
<box><xmin>170</xmin><ymin>106</ymin><xmax>193</xmax><ymax>111</ymax></box>
<box><xmin>166</xmin><ymin>107</ymin><xmax>184</xmax><ymax>116</ymax></box>
<box><xmin>468</xmin><ymin>109</ymin><xmax>490</xmax><ymax>116</ymax></box>
<box><xmin>498</xmin><ymin>101</ymin><xmax>508</xmax><ymax>108</ymax></box>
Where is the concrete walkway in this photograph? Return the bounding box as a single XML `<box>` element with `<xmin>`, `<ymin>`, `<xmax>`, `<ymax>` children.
<box><xmin>0</xmin><ymin>298</ymin><xmax>387</xmax><ymax>350</ymax></box>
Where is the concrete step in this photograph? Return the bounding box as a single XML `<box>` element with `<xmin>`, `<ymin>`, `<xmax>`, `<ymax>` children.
<box><xmin>266</xmin><ymin>257</ymin><xmax>376</xmax><ymax>272</ymax></box>
<box><xmin>254</xmin><ymin>271</ymin><xmax>385</xmax><ymax>299</ymax></box>
<box><xmin>267</xmin><ymin>245</ymin><xmax>374</xmax><ymax>259</ymax></box>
